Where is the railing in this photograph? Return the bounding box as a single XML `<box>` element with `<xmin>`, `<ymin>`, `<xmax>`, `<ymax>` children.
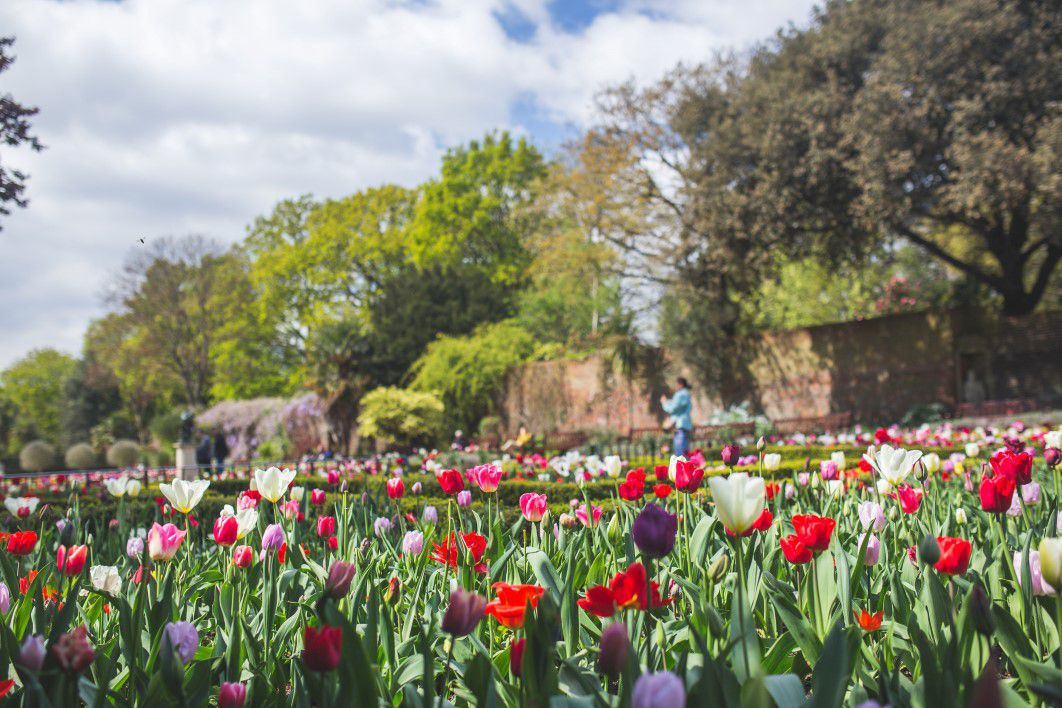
<box><xmin>772</xmin><ymin>412</ymin><xmax>853</xmax><ymax>436</ymax></box>
<box><xmin>955</xmin><ymin>398</ymin><xmax>1039</xmax><ymax>419</ymax></box>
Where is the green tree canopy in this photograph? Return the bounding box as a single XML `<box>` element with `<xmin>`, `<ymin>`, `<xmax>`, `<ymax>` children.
<box><xmin>0</xmin><ymin>348</ymin><xmax>77</xmax><ymax>447</ymax></box>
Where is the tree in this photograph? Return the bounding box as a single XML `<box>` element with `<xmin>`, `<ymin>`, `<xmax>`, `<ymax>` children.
<box><xmin>736</xmin><ymin>0</ymin><xmax>1060</xmax><ymax>315</ymax></box>
<box><xmin>0</xmin><ymin>37</ymin><xmax>44</xmax><ymax>227</ymax></box>
<box><xmin>58</xmin><ymin>354</ymin><xmax>124</xmax><ymax>449</ymax></box>
<box><xmin>0</xmin><ymin>348</ymin><xmax>77</xmax><ymax>446</ymax></box>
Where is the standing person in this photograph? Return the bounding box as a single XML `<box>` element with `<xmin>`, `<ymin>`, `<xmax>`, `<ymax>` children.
<box><xmin>661</xmin><ymin>377</ymin><xmax>693</xmax><ymax>458</ymax></box>
<box><xmin>212</xmin><ymin>431</ymin><xmax>229</xmax><ymax>476</ymax></box>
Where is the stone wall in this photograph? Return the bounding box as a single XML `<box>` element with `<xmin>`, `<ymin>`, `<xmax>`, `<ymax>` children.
<box><xmin>497</xmin><ymin>308</ymin><xmax>1062</xmax><ymax>434</ymax></box>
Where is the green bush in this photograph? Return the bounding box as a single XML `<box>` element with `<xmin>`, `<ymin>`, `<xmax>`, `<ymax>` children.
<box><xmin>256</xmin><ymin>433</ymin><xmax>291</xmax><ymax>462</ymax></box>
<box><xmin>357</xmin><ymin>387</ymin><xmax>445</xmax><ymax>448</ymax></box>
<box><xmin>106</xmin><ymin>439</ymin><xmax>142</xmax><ymax>468</ymax></box>
<box><xmin>149</xmin><ymin>408</ymin><xmax>186</xmax><ymax>445</ymax></box>
<box><xmin>64</xmin><ymin>442</ymin><xmax>98</xmax><ymax>470</ymax></box>
<box><xmin>19</xmin><ymin>440</ymin><xmax>57</xmax><ymax>472</ymax></box>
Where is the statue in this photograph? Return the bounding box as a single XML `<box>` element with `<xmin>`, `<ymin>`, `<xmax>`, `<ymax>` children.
<box><xmin>179</xmin><ymin>410</ymin><xmax>195</xmax><ymax>444</ymax></box>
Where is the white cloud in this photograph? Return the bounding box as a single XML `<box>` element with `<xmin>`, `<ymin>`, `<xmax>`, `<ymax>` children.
<box><xmin>0</xmin><ymin>0</ymin><xmax>818</xmax><ymax>367</ymax></box>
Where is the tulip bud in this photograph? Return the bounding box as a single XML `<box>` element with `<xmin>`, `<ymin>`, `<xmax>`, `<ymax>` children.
<box><xmin>441</xmin><ymin>588</ymin><xmax>486</xmax><ymax>637</ymax></box>
<box><xmin>59</xmin><ymin>520</ymin><xmax>77</xmax><ymax>546</ymax></box>
<box><xmin>756</xmin><ymin>436</ymin><xmax>765</xmax><ymax>450</ymax></box>
<box><xmin>918</xmin><ymin>534</ymin><xmax>941</xmax><ymax>566</ymax></box>
<box><xmin>606</xmin><ymin>513</ymin><xmax>622</xmax><ymax>543</ymax></box>
<box><xmin>17</xmin><ymin>634</ymin><xmax>46</xmax><ymax>671</ymax></box>
<box><xmin>1045</xmin><ymin>448</ymin><xmax>1061</xmax><ymax>468</ymax></box>
<box><xmin>509</xmin><ymin>637</ymin><xmax>525</xmax><ymax>677</ymax></box>
<box><xmin>325</xmin><ymin>561</ymin><xmax>356</xmax><ymax>599</ymax></box>
<box><xmin>707</xmin><ymin>553</ymin><xmax>729</xmax><ymax>583</ymax></box>
<box><xmin>384</xmin><ymin>576</ymin><xmax>401</xmax><ymax>605</ymax></box>
<box><xmin>954</xmin><ymin>508</ymin><xmax>968</xmax><ymax>526</ymax></box>
<box><xmin>597</xmin><ymin>622</ymin><xmax>629</xmax><ymax>680</ymax></box>
<box><xmin>968</xmin><ymin>584</ymin><xmax>995</xmax><ymax>636</ymax></box>
<box><xmin>559</xmin><ymin>513</ymin><xmax>578</xmax><ymax>530</ymax></box>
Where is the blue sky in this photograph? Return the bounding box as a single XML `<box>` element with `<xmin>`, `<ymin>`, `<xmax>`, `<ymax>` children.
<box><xmin>0</xmin><ymin>0</ymin><xmax>820</xmax><ymax>368</ymax></box>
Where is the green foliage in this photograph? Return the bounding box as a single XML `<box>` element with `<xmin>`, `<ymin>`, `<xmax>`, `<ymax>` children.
<box><xmin>106</xmin><ymin>439</ymin><xmax>142</xmax><ymax>468</ymax></box>
<box><xmin>1</xmin><ymin>348</ymin><xmax>77</xmax><ymax>449</ymax></box>
<box><xmin>149</xmin><ymin>407</ymin><xmax>185</xmax><ymax>446</ymax></box>
<box><xmin>356</xmin><ymin>387</ymin><xmax>445</xmax><ymax>448</ymax></box>
<box><xmin>255</xmin><ymin>433</ymin><xmax>290</xmax><ymax>463</ymax></box>
<box><xmin>409</xmin><ymin>320</ymin><xmax>537</xmax><ymax>433</ymax></box>
<box><xmin>64</xmin><ymin>442</ymin><xmax>97</xmax><ymax>470</ymax></box>
<box><xmin>19</xmin><ymin>439</ymin><xmax>56</xmax><ymax>471</ymax></box>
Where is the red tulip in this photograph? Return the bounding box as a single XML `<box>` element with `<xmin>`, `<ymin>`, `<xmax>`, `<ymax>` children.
<box><xmin>979</xmin><ymin>474</ymin><xmax>1015</xmax><ymax>514</ymax></box>
<box><xmin>316</xmin><ymin>516</ymin><xmax>336</xmax><ymax>539</ymax></box>
<box><xmin>781</xmin><ymin>535</ymin><xmax>813</xmax><ymax>564</ymax></box>
<box><xmin>436</xmin><ymin>469</ymin><xmax>464</xmax><ymax>495</ymax></box>
<box><xmin>509</xmin><ymin>638</ymin><xmax>525</xmax><ymax>677</ymax></box>
<box><xmin>386</xmin><ymin>478</ymin><xmax>405</xmax><ymax>499</ymax></box>
<box><xmin>6</xmin><ymin>531</ymin><xmax>37</xmax><ymax>556</ymax></box>
<box><xmin>653</xmin><ymin>465</ymin><xmax>669</xmax><ymax>481</ymax></box>
<box><xmin>855</xmin><ymin>609</ymin><xmax>883</xmax><ymax>632</ymax></box>
<box><xmin>301</xmin><ymin>625</ymin><xmax>342</xmax><ymax>672</ymax></box>
<box><xmin>430</xmin><ymin>532</ymin><xmax>488</xmax><ymax>573</ymax></box>
<box><xmin>232</xmin><ymin>545</ymin><xmax>253</xmax><ymax>568</ymax></box>
<box><xmin>577</xmin><ymin>562</ymin><xmax>670</xmax><ymax>617</ymax></box>
<box><xmin>896</xmin><ymin>485</ymin><xmax>923</xmax><ymax>514</ymax></box>
<box><xmin>218</xmin><ymin>682</ymin><xmax>247</xmax><ymax>708</ymax></box>
<box><xmin>57</xmin><ymin>545</ymin><xmax>88</xmax><ymax>577</ymax></box>
<box><xmin>618</xmin><ymin>478</ymin><xmax>644</xmax><ymax>501</ymax></box>
<box><xmin>791</xmin><ymin>514</ymin><xmax>835</xmax><ymax>552</ymax></box>
<box><xmin>310</xmin><ymin>489</ymin><xmax>326</xmax><ymax>506</ymax></box>
<box><xmin>933</xmin><ymin>536</ymin><xmax>972</xmax><ymax>575</ymax></box>
<box><xmin>327</xmin><ymin>536</ymin><xmax>338</xmax><ymax>551</ymax></box>
<box><xmin>484</xmin><ymin>582</ymin><xmax>546</xmax><ymax>629</ymax></box>
<box><xmin>653</xmin><ymin>484</ymin><xmax>672</xmax><ymax>499</ymax></box>
<box><xmin>213</xmin><ymin>516</ymin><xmax>239</xmax><ymax>546</ymax></box>
<box><xmin>989</xmin><ymin>449</ymin><xmax>1033</xmax><ymax>486</ymax></box>
<box><xmin>673</xmin><ymin>460</ymin><xmax>704</xmax><ymax>493</ymax></box>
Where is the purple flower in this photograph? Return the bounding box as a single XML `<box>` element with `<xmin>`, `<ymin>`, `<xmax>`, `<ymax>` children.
<box><xmin>374</xmin><ymin>517</ymin><xmax>393</xmax><ymax>537</ymax></box>
<box><xmin>164</xmin><ymin>621</ymin><xmax>199</xmax><ymax>664</ymax></box>
<box><xmin>402</xmin><ymin>530</ymin><xmax>424</xmax><ymax>555</ymax></box>
<box><xmin>1014</xmin><ymin>550</ymin><xmax>1056</xmax><ymax>596</ymax></box>
<box><xmin>456</xmin><ymin>490</ymin><xmax>472</xmax><ymax>508</ymax></box>
<box><xmin>633</xmin><ymin>671</ymin><xmax>685</xmax><ymax>708</ymax></box>
<box><xmin>261</xmin><ymin>523</ymin><xmax>285</xmax><ymax>551</ymax></box>
<box><xmin>820</xmin><ymin>460</ymin><xmax>839</xmax><ymax>481</ymax></box>
<box><xmin>631</xmin><ymin>503</ymin><xmax>677</xmax><ymax>559</ymax></box>
<box><xmin>441</xmin><ymin>588</ymin><xmax>486</xmax><ymax>637</ymax></box>
<box><xmin>127</xmin><ymin>536</ymin><xmax>144</xmax><ymax>558</ymax></box>
<box><xmin>0</xmin><ymin>582</ymin><xmax>9</xmax><ymax>614</ymax></box>
<box><xmin>17</xmin><ymin>634</ymin><xmax>46</xmax><ymax>671</ymax></box>
<box><xmin>720</xmin><ymin>444</ymin><xmax>741</xmax><ymax>467</ymax></box>
<box><xmin>422</xmin><ymin>506</ymin><xmax>438</xmax><ymax>524</ymax></box>
<box><xmin>597</xmin><ymin>622</ymin><xmax>629</xmax><ymax>680</ymax></box>
<box><xmin>863</xmin><ymin>533</ymin><xmax>880</xmax><ymax>566</ymax></box>
<box><xmin>412</xmin><ymin>482</ymin><xmax>423</xmax><ymax>494</ymax></box>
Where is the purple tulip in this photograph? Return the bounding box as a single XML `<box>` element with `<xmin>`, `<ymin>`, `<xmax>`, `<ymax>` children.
<box><xmin>1045</xmin><ymin>447</ymin><xmax>1060</xmax><ymax>468</ymax></box>
<box><xmin>720</xmin><ymin>444</ymin><xmax>741</xmax><ymax>467</ymax></box>
<box><xmin>422</xmin><ymin>506</ymin><xmax>438</xmax><ymax>524</ymax></box>
<box><xmin>597</xmin><ymin>622</ymin><xmax>629</xmax><ymax>680</ymax></box>
<box><xmin>456</xmin><ymin>490</ymin><xmax>472</xmax><ymax>508</ymax></box>
<box><xmin>127</xmin><ymin>536</ymin><xmax>144</xmax><ymax>558</ymax></box>
<box><xmin>164</xmin><ymin>621</ymin><xmax>199</xmax><ymax>664</ymax></box>
<box><xmin>441</xmin><ymin>588</ymin><xmax>486</xmax><ymax>637</ymax></box>
<box><xmin>633</xmin><ymin>671</ymin><xmax>685</xmax><ymax>708</ymax></box>
<box><xmin>374</xmin><ymin>517</ymin><xmax>393</xmax><ymax>537</ymax></box>
<box><xmin>17</xmin><ymin>634</ymin><xmax>46</xmax><ymax>671</ymax></box>
<box><xmin>0</xmin><ymin>582</ymin><xmax>10</xmax><ymax>614</ymax></box>
<box><xmin>631</xmin><ymin>503</ymin><xmax>677</xmax><ymax>559</ymax></box>
<box><xmin>402</xmin><ymin>530</ymin><xmax>424</xmax><ymax>555</ymax></box>
<box><xmin>261</xmin><ymin>524</ymin><xmax>285</xmax><ymax>551</ymax></box>
<box><xmin>325</xmin><ymin>561</ymin><xmax>356</xmax><ymax>599</ymax></box>
<box><xmin>863</xmin><ymin>534</ymin><xmax>880</xmax><ymax>566</ymax></box>
<box><xmin>1013</xmin><ymin>550</ymin><xmax>1056</xmax><ymax>596</ymax></box>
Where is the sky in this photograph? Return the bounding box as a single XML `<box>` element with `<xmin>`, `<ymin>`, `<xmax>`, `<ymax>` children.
<box><xmin>0</xmin><ymin>0</ymin><xmax>820</xmax><ymax>369</ymax></box>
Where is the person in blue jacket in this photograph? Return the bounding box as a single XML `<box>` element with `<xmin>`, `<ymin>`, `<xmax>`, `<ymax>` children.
<box><xmin>660</xmin><ymin>377</ymin><xmax>693</xmax><ymax>457</ymax></box>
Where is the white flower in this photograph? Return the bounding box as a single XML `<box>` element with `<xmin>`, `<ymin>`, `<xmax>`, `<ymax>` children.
<box><xmin>104</xmin><ymin>478</ymin><xmax>129</xmax><ymax>497</ymax></box>
<box><xmin>253</xmin><ymin>467</ymin><xmax>297</xmax><ymax>503</ymax></box>
<box><xmin>89</xmin><ymin>565</ymin><xmax>121</xmax><ymax>595</ymax></box>
<box><xmin>863</xmin><ymin>444</ymin><xmax>922</xmax><ymax>492</ymax></box>
<box><xmin>830</xmin><ymin>451</ymin><xmax>846</xmax><ymax>471</ymax></box>
<box><xmin>126</xmin><ymin>479</ymin><xmax>142</xmax><ymax>497</ymax></box>
<box><xmin>965</xmin><ymin>443</ymin><xmax>981</xmax><ymax>458</ymax></box>
<box><xmin>235</xmin><ymin>508</ymin><xmax>258</xmax><ymax>539</ymax></box>
<box><xmin>290</xmin><ymin>486</ymin><xmax>305</xmax><ymax>502</ymax></box>
<box><xmin>708</xmin><ymin>472</ymin><xmax>766</xmax><ymax>535</ymax></box>
<box><xmin>1045</xmin><ymin>429</ymin><xmax>1062</xmax><ymax>450</ymax></box>
<box><xmin>667</xmin><ymin>455</ymin><xmax>686</xmax><ymax>482</ymax></box>
<box><xmin>858</xmin><ymin>502</ymin><xmax>886</xmax><ymax>532</ymax></box>
<box><xmin>602</xmin><ymin>455</ymin><xmax>623</xmax><ymax>478</ymax></box>
<box><xmin>825</xmin><ymin>480</ymin><xmax>844</xmax><ymax>498</ymax></box>
<box><xmin>762</xmin><ymin>453</ymin><xmax>781</xmax><ymax>471</ymax></box>
<box><xmin>4</xmin><ymin>496</ymin><xmax>39</xmax><ymax>517</ymax></box>
<box><xmin>922</xmin><ymin>453</ymin><xmax>941</xmax><ymax>474</ymax></box>
<box><xmin>1040</xmin><ymin>538</ymin><xmax>1062</xmax><ymax>589</ymax></box>
<box><xmin>954</xmin><ymin>508</ymin><xmax>967</xmax><ymax>525</ymax></box>
<box><xmin>158</xmin><ymin>478</ymin><xmax>210</xmax><ymax>514</ymax></box>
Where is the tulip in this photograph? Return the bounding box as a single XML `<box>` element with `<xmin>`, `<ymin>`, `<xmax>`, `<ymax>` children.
<box><xmin>436</xmin><ymin>469</ymin><xmax>464</xmax><ymax>495</ymax></box>
<box><xmin>441</xmin><ymin>588</ymin><xmax>486</xmax><ymax>637</ymax></box>
<box><xmin>89</xmin><ymin>565</ymin><xmax>121</xmax><ymax>595</ymax></box>
<box><xmin>933</xmin><ymin>536</ymin><xmax>972</xmax><ymax>575</ymax></box>
<box><xmin>923</xmin><ymin>453</ymin><xmax>941</xmax><ymax>473</ymax></box>
<box><xmin>471</xmin><ymin>464</ymin><xmax>503</xmax><ymax>492</ymax></box>
<box><xmin>762</xmin><ymin>453</ymin><xmax>781</xmax><ymax>471</ymax></box>
<box><xmin>858</xmin><ymin>502</ymin><xmax>886</xmax><ymax>532</ymax></box>
<box><xmin>979</xmin><ymin>474</ymin><xmax>1015</xmax><ymax>514</ymax></box>
<box><xmin>325</xmin><ymin>561</ymin><xmax>356</xmax><ymax>598</ymax></box>
<box><xmin>1045</xmin><ymin>448</ymin><xmax>1061</xmax><ymax>468</ymax></box>
<box><xmin>127</xmin><ymin>536</ymin><xmax>144</xmax><ymax>558</ymax></box>
<box><xmin>104</xmin><ymin>478</ymin><xmax>129</xmax><ymax>497</ymax></box>
<box><xmin>597</xmin><ymin>622</ymin><xmax>629</xmax><ymax>680</ymax></box>
<box><xmin>57</xmin><ymin>544</ymin><xmax>88</xmax><ymax>577</ymax></box>
<box><xmin>797</xmin><ymin>472</ymin><xmax>810</xmax><ymax>487</ymax></box>
<box><xmin>965</xmin><ymin>443</ymin><xmax>980</xmax><ymax>458</ymax></box>
<box><xmin>4</xmin><ymin>496</ymin><xmax>39</xmax><ymax>518</ymax></box>
<box><xmin>631</xmin><ymin>503</ymin><xmax>678</xmax><ymax>559</ymax></box>
<box><xmin>52</xmin><ymin>626</ymin><xmax>95</xmax><ymax>674</ymax></box>
<box><xmin>317</xmin><ymin>516</ymin><xmax>336</xmax><ymax>539</ymax></box>
<box><xmin>0</xmin><ymin>582</ymin><xmax>8</xmax><ymax>614</ymax></box>
<box><xmin>854</xmin><ymin>609</ymin><xmax>883</xmax><ymax>632</ymax></box>
<box><xmin>127</xmin><ymin>479</ymin><xmax>142</xmax><ymax>496</ymax></box>
<box><xmin>17</xmin><ymin>634</ymin><xmax>46</xmax><ymax>671</ymax></box>
<box><xmin>213</xmin><ymin>515</ymin><xmax>239</xmax><ymax>546</ymax></box>
<box><xmin>509</xmin><ymin>637</ymin><xmax>526</xmax><ymax>677</ymax></box>
<box><xmin>673</xmin><ymin>459</ymin><xmax>704</xmax><ymax>493</ymax></box>
<box><xmin>820</xmin><ymin>460</ymin><xmax>839</xmax><ymax>481</ymax></box>
<box><xmin>158</xmin><ymin>478</ymin><xmax>210</xmax><ymax>515</ymax></box>
<box><xmin>232</xmin><ymin>545</ymin><xmax>253</xmax><ymax>568</ymax></box>
<box><xmin>485</xmin><ymin>582</ymin><xmax>546</xmax><ymax>629</ymax></box>
<box><xmin>989</xmin><ymin>449</ymin><xmax>1033</xmax><ymax>486</ymax></box>
<box><xmin>784</xmin><ymin>482</ymin><xmax>796</xmax><ymax>499</ymax></box>
<box><xmin>1040</xmin><ymin>538</ymin><xmax>1062</xmax><ymax>589</ymax></box>
<box><xmin>792</xmin><ymin>514</ymin><xmax>835</xmax><ymax>552</ymax></box>
<box><xmin>456</xmin><ymin>490</ymin><xmax>472</xmax><ymax>508</ymax></box>
<box><xmin>386</xmin><ymin>477</ymin><xmax>404</xmax><ymax>499</ymax></box>
<box><xmin>218</xmin><ymin>682</ymin><xmax>247</xmax><ymax>708</ymax></box>
<box><xmin>575</xmin><ymin>504</ymin><xmax>603</xmax><ymax>528</ymax></box>
<box><xmin>520</xmin><ymin>493</ymin><xmax>548</xmax><ymax>522</ymax></box>
<box><xmin>1022</xmin><ymin>481</ymin><xmax>1041</xmax><ymax>505</ymax></box>
<box><xmin>310</xmin><ymin>489</ymin><xmax>326</xmax><ymax>506</ymax></box>
<box><xmin>603</xmin><ymin>455</ymin><xmax>623</xmax><ymax>478</ymax></box>
<box><xmin>164</xmin><ymin>621</ymin><xmax>198</xmax><ymax>664</ymax></box>
<box><xmin>261</xmin><ymin>523</ymin><xmax>285</xmax><ymax>551</ymax></box>
<box><xmin>831</xmin><ymin>451</ymin><xmax>846</xmax><ymax>471</ymax></box>
<box><xmin>402</xmin><ymin>530</ymin><xmax>424</xmax><ymax>555</ymax></box>
<box><xmin>863</xmin><ymin>444</ymin><xmax>922</xmax><ymax>492</ymax></box>
<box><xmin>254</xmin><ymin>467</ymin><xmax>297</xmax><ymax>503</ymax></box>
<box><xmin>632</xmin><ymin>671</ymin><xmax>685</xmax><ymax>708</ymax></box>
<box><xmin>373</xmin><ymin>517</ymin><xmax>392</xmax><ymax>537</ymax></box>
<box><xmin>559</xmin><ymin>513</ymin><xmax>578</xmax><ymax>529</ymax></box>
<box><xmin>1013</xmin><ymin>550</ymin><xmax>1056</xmax><ymax>596</ymax></box>
<box><xmin>327</xmin><ymin>470</ymin><xmax>341</xmax><ymax>486</ymax></box>
<box><xmin>708</xmin><ymin>473</ymin><xmax>766</xmax><ymax>536</ymax></box>
<box><xmin>954</xmin><ymin>507</ymin><xmax>968</xmax><ymax>525</ymax></box>
<box><xmin>863</xmin><ymin>534</ymin><xmax>880</xmax><ymax>566</ymax></box>
<box><xmin>148</xmin><ymin>523</ymin><xmax>187</xmax><ymax>562</ymax></box>
<box><xmin>897</xmin><ymin>485</ymin><xmax>923</xmax><ymax>514</ymax></box>
<box><xmin>720</xmin><ymin>444</ymin><xmax>741</xmax><ymax>467</ymax></box>
<box><xmin>302</xmin><ymin>625</ymin><xmax>343</xmax><ymax>672</ymax></box>
<box><xmin>781</xmin><ymin>535</ymin><xmax>813</xmax><ymax>564</ymax></box>
<box><xmin>422</xmin><ymin>505</ymin><xmax>439</xmax><ymax>524</ymax></box>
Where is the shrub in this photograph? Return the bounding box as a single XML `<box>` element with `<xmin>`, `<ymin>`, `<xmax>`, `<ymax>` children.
<box><xmin>149</xmin><ymin>408</ymin><xmax>186</xmax><ymax>445</ymax></box>
<box><xmin>19</xmin><ymin>440</ymin><xmax>57</xmax><ymax>472</ymax></box>
<box><xmin>106</xmin><ymin>439</ymin><xmax>142</xmax><ymax>468</ymax></box>
<box><xmin>357</xmin><ymin>387</ymin><xmax>445</xmax><ymax>448</ymax></box>
<box><xmin>64</xmin><ymin>442</ymin><xmax>98</xmax><ymax>470</ymax></box>
<box><xmin>256</xmin><ymin>434</ymin><xmax>291</xmax><ymax>463</ymax></box>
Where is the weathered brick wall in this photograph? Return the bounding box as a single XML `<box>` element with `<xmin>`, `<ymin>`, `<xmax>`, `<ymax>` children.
<box><xmin>497</xmin><ymin>308</ymin><xmax>1061</xmax><ymax>434</ymax></box>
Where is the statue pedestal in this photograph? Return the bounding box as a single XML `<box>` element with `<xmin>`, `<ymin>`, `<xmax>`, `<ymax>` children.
<box><xmin>174</xmin><ymin>442</ymin><xmax>198</xmax><ymax>481</ymax></box>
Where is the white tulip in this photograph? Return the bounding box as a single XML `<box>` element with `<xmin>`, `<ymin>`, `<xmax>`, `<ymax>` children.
<box><xmin>158</xmin><ymin>478</ymin><xmax>210</xmax><ymax>514</ymax></box>
<box><xmin>708</xmin><ymin>473</ymin><xmax>766</xmax><ymax>535</ymax></box>
<box><xmin>253</xmin><ymin>467</ymin><xmax>297</xmax><ymax>503</ymax></box>
<box><xmin>965</xmin><ymin>443</ymin><xmax>981</xmax><ymax>458</ymax></box>
<box><xmin>863</xmin><ymin>444</ymin><xmax>922</xmax><ymax>492</ymax></box>
<box><xmin>235</xmin><ymin>508</ymin><xmax>258</xmax><ymax>539</ymax></box>
<box><xmin>126</xmin><ymin>479</ymin><xmax>142</xmax><ymax>497</ymax></box>
<box><xmin>825</xmin><ymin>480</ymin><xmax>844</xmax><ymax>498</ymax></box>
<box><xmin>1039</xmin><ymin>538</ymin><xmax>1062</xmax><ymax>590</ymax></box>
<box><xmin>1044</xmin><ymin>429</ymin><xmax>1062</xmax><ymax>450</ymax></box>
<box><xmin>762</xmin><ymin>453</ymin><xmax>781</xmax><ymax>471</ymax></box>
<box><xmin>4</xmin><ymin>496</ymin><xmax>39</xmax><ymax>517</ymax></box>
<box><xmin>922</xmin><ymin>453</ymin><xmax>941</xmax><ymax>474</ymax></box>
<box><xmin>603</xmin><ymin>455</ymin><xmax>623</xmax><ymax>478</ymax></box>
<box><xmin>954</xmin><ymin>508</ymin><xmax>967</xmax><ymax>525</ymax></box>
<box><xmin>830</xmin><ymin>451</ymin><xmax>845</xmax><ymax>471</ymax></box>
<box><xmin>89</xmin><ymin>565</ymin><xmax>122</xmax><ymax>595</ymax></box>
<box><xmin>290</xmin><ymin>486</ymin><xmax>305</xmax><ymax>502</ymax></box>
<box><xmin>104</xmin><ymin>478</ymin><xmax>128</xmax><ymax>497</ymax></box>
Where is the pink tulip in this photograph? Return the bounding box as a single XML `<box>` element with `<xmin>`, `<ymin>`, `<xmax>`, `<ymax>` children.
<box><xmin>575</xmin><ymin>503</ymin><xmax>603</xmax><ymax>528</ymax></box>
<box><xmin>519</xmin><ymin>493</ymin><xmax>548</xmax><ymax>522</ymax></box>
<box><xmin>470</xmin><ymin>464</ymin><xmax>502</xmax><ymax>493</ymax></box>
<box><xmin>819</xmin><ymin>460</ymin><xmax>839</xmax><ymax>481</ymax></box>
<box><xmin>218</xmin><ymin>682</ymin><xmax>247</xmax><ymax>708</ymax></box>
<box><xmin>310</xmin><ymin>489</ymin><xmax>326</xmax><ymax>506</ymax></box>
<box><xmin>147</xmin><ymin>523</ymin><xmax>187</xmax><ymax>562</ymax></box>
<box><xmin>797</xmin><ymin>473</ymin><xmax>810</xmax><ymax>487</ymax></box>
<box><xmin>1013</xmin><ymin>550</ymin><xmax>1056</xmax><ymax>596</ymax></box>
